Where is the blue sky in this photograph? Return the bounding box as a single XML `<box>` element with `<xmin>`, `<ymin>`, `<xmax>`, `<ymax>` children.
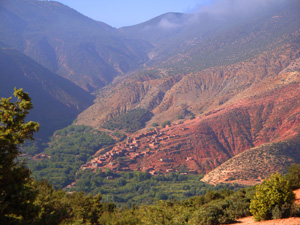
<box><xmin>55</xmin><ymin>0</ymin><xmax>210</xmax><ymax>28</ymax></box>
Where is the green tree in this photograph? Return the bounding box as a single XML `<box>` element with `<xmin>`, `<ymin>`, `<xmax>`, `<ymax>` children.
<box><xmin>161</xmin><ymin>120</ymin><xmax>171</xmax><ymax>128</ymax></box>
<box><xmin>285</xmin><ymin>164</ymin><xmax>300</xmax><ymax>190</ymax></box>
<box><xmin>152</xmin><ymin>122</ymin><xmax>159</xmax><ymax>127</ymax></box>
<box><xmin>33</xmin><ymin>180</ymin><xmax>71</xmax><ymax>225</ymax></box>
<box><xmin>67</xmin><ymin>192</ymin><xmax>103</xmax><ymax>224</ymax></box>
<box><xmin>0</xmin><ymin>88</ymin><xmax>40</xmax><ymax>224</ymax></box>
<box><xmin>250</xmin><ymin>173</ymin><xmax>295</xmax><ymax>221</ymax></box>
<box><xmin>177</xmin><ymin>115</ymin><xmax>184</xmax><ymax>119</ymax></box>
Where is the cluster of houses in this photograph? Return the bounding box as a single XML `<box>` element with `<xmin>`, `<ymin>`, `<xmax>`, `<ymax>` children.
<box><xmin>81</xmin><ymin>126</ymin><xmax>195</xmax><ymax>175</ymax></box>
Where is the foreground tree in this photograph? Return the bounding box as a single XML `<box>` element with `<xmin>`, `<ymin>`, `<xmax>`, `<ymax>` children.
<box><xmin>250</xmin><ymin>173</ymin><xmax>295</xmax><ymax>221</ymax></box>
<box><xmin>33</xmin><ymin>180</ymin><xmax>104</xmax><ymax>225</ymax></box>
<box><xmin>0</xmin><ymin>88</ymin><xmax>40</xmax><ymax>224</ymax></box>
<box><xmin>285</xmin><ymin>163</ymin><xmax>300</xmax><ymax>190</ymax></box>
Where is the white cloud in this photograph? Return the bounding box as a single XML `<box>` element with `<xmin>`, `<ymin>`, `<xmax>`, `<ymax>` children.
<box><xmin>158</xmin><ymin>18</ymin><xmax>181</xmax><ymax>29</ymax></box>
<box><xmin>197</xmin><ymin>0</ymin><xmax>287</xmax><ymax>16</ymax></box>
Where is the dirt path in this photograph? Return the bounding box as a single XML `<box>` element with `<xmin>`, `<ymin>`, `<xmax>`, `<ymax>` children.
<box><xmin>228</xmin><ymin>216</ymin><xmax>300</xmax><ymax>225</ymax></box>
<box><xmin>295</xmin><ymin>189</ymin><xmax>300</xmax><ymax>205</ymax></box>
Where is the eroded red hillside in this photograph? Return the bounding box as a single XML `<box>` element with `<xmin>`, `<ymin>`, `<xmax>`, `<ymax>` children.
<box><xmin>82</xmin><ymin>73</ymin><xmax>300</xmax><ymax>175</ymax></box>
<box><xmin>78</xmin><ymin>35</ymin><xmax>300</xmax><ymax>176</ymax></box>
<box><xmin>76</xmin><ymin>38</ymin><xmax>300</xmax><ymax>129</ymax></box>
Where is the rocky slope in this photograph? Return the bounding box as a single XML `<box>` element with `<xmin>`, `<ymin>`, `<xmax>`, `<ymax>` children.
<box><xmin>75</xmin><ymin>1</ymin><xmax>300</xmax><ymax>128</ymax></box>
<box><xmin>77</xmin><ymin>34</ymin><xmax>300</xmax><ymax>178</ymax></box>
<box><xmin>201</xmin><ymin>140</ymin><xmax>300</xmax><ymax>185</ymax></box>
<box><xmin>76</xmin><ymin>36</ymin><xmax>300</xmax><ymax>128</ymax></box>
<box><xmin>83</xmin><ymin>65</ymin><xmax>300</xmax><ymax>175</ymax></box>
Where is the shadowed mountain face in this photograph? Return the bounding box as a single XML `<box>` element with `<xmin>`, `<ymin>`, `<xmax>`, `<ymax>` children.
<box><xmin>0</xmin><ymin>0</ymin><xmax>152</xmax><ymax>92</ymax></box>
<box><xmin>0</xmin><ymin>48</ymin><xmax>94</xmax><ymax>139</ymax></box>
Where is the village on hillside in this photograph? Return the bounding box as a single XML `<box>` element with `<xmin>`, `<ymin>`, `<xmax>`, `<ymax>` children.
<box><xmin>81</xmin><ymin>122</ymin><xmax>199</xmax><ymax>176</ymax></box>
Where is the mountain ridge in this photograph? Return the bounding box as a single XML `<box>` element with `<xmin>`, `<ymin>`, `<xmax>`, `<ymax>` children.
<box><xmin>0</xmin><ymin>0</ymin><xmax>152</xmax><ymax>92</ymax></box>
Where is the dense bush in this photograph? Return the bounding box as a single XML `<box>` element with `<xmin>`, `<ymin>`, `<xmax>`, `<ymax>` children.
<box><xmin>94</xmin><ymin>185</ymin><xmax>252</xmax><ymax>225</ymax></box>
<box><xmin>250</xmin><ymin>173</ymin><xmax>295</xmax><ymax>221</ymax></box>
<box><xmin>285</xmin><ymin>163</ymin><xmax>300</xmax><ymax>190</ymax></box>
<box><xmin>32</xmin><ymin>180</ymin><xmax>105</xmax><ymax>225</ymax></box>
<box><xmin>190</xmin><ymin>204</ymin><xmax>231</xmax><ymax>225</ymax></box>
<box><xmin>177</xmin><ymin>115</ymin><xmax>184</xmax><ymax>119</ymax></box>
<box><xmin>152</xmin><ymin>122</ymin><xmax>159</xmax><ymax>127</ymax></box>
<box><xmin>161</xmin><ymin>120</ymin><xmax>171</xmax><ymax>128</ymax></box>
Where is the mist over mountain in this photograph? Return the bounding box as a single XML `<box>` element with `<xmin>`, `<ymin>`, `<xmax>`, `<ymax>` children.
<box><xmin>119</xmin><ymin>12</ymin><xmax>192</xmax><ymax>44</ymax></box>
<box><xmin>120</xmin><ymin>0</ymin><xmax>299</xmax><ymax>72</ymax></box>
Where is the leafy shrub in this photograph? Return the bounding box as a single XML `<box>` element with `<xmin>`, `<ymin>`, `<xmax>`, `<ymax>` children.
<box><xmin>177</xmin><ymin>115</ymin><xmax>184</xmax><ymax>119</ymax></box>
<box><xmin>191</xmin><ymin>204</ymin><xmax>230</xmax><ymax>225</ymax></box>
<box><xmin>285</xmin><ymin>163</ymin><xmax>300</xmax><ymax>190</ymax></box>
<box><xmin>250</xmin><ymin>173</ymin><xmax>295</xmax><ymax>221</ymax></box>
<box><xmin>161</xmin><ymin>120</ymin><xmax>171</xmax><ymax>128</ymax></box>
<box><xmin>205</xmin><ymin>190</ymin><xmax>222</xmax><ymax>202</ymax></box>
<box><xmin>156</xmin><ymin>192</ymin><xmax>168</xmax><ymax>200</ymax></box>
<box><xmin>33</xmin><ymin>180</ymin><xmax>105</xmax><ymax>225</ymax></box>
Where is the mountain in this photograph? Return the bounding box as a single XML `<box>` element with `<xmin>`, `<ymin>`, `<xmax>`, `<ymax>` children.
<box><xmin>78</xmin><ymin>1</ymin><xmax>300</xmax><ymax>130</ymax></box>
<box><xmin>0</xmin><ymin>0</ymin><xmax>152</xmax><ymax>92</ymax></box>
<box><xmin>78</xmin><ymin>42</ymin><xmax>300</xmax><ymax>175</ymax></box>
<box><xmin>119</xmin><ymin>12</ymin><xmax>192</xmax><ymax>44</ymax></box>
<box><xmin>121</xmin><ymin>0</ymin><xmax>300</xmax><ymax>72</ymax></box>
<box><xmin>75</xmin><ymin>0</ymin><xmax>300</xmax><ymax>178</ymax></box>
<box><xmin>2</xmin><ymin>0</ymin><xmax>299</xmax><ymax>189</ymax></box>
<box><xmin>0</xmin><ymin>47</ymin><xmax>94</xmax><ymax>139</ymax></box>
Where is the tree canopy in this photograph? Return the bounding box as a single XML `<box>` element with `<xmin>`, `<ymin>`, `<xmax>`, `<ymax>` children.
<box><xmin>0</xmin><ymin>88</ymin><xmax>40</xmax><ymax>224</ymax></box>
<box><xmin>250</xmin><ymin>173</ymin><xmax>295</xmax><ymax>221</ymax></box>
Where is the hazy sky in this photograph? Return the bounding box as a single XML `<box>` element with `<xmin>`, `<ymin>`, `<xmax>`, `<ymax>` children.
<box><xmin>54</xmin><ymin>0</ymin><xmax>211</xmax><ymax>28</ymax></box>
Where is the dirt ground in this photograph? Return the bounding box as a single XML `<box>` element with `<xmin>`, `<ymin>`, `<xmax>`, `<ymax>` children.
<box><xmin>228</xmin><ymin>216</ymin><xmax>300</xmax><ymax>225</ymax></box>
<box><xmin>227</xmin><ymin>189</ymin><xmax>300</xmax><ymax>225</ymax></box>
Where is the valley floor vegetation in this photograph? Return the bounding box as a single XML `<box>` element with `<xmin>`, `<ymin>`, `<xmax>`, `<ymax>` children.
<box><xmin>2</xmin><ymin>89</ymin><xmax>300</xmax><ymax>225</ymax></box>
<box><xmin>26</xmin><ymin>124</ymin><xmax>115</xmax><ymax>189</ymax></box>
<box><xmin>69</xmin><ymin>170</ymin><xmax>241</xmax><ymax>207</ymax></box>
